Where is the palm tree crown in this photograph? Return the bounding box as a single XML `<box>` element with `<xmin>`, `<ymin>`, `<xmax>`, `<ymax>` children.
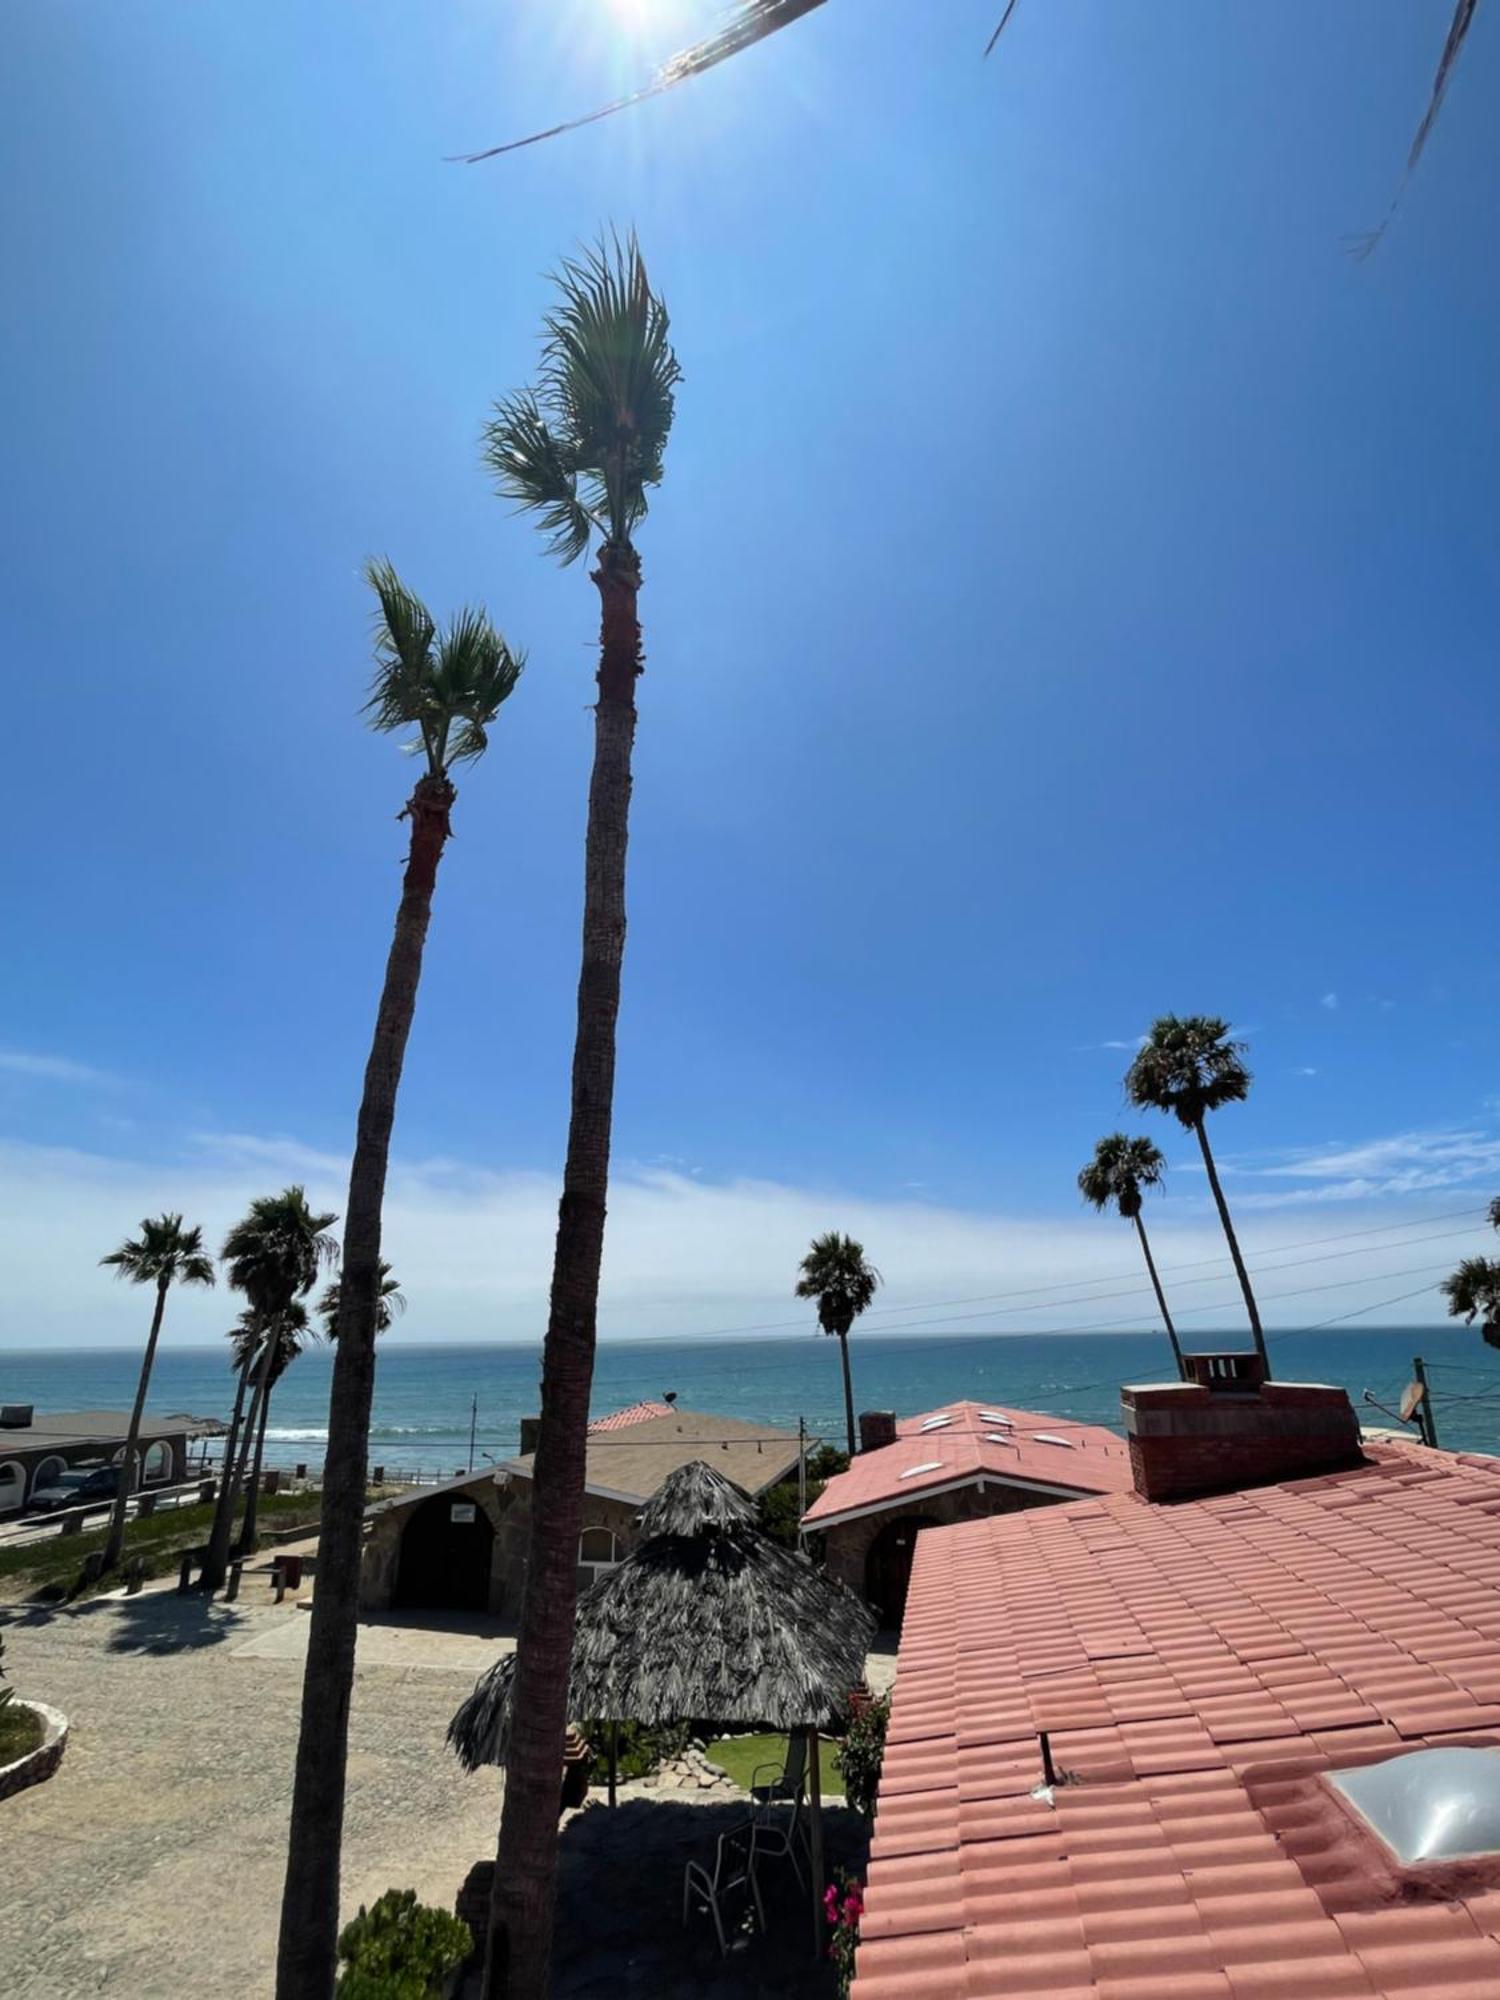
<box><xmin>101</xmin><ymin>1213</ymin><xmax>216</xmax><ymax>1294</ymax></box>
<box><xmin>1078</xmin><ymin>1135</ymin><xmax>1166</xmax><ymax>1222</ymax></box>
<box><xmin>1442</xmin><ymin>1256</ymin><xmax>1500</xmax><ymax>1330</ymax></box>
<box><xmin>482</xmin><ymin>232</ymin><xmax>680</xmax><ymax>563</ymax></box>
<box><xmin>221</xmin><ymin>1187</ymin><xmax>339</xmax><ymax>1318</ymax></box>
<box><xmin>1125</xmin><ymin>1015</ymin><xmax>1251</xmax><ymax>1130</ymax></box>
<box><xmin>795</xmin><ymin>1232</ymin><xmax>882</xmax><ymax>1337</ymax></box>
<box><xmin>318</xmin><ymin>1264</ymin><xmax>406</xmax><ymax>1339</ymax></box>
<box><xmin>363</xmin><ymin>562</ymin><xmax>523</xmax><ymax>776</ymax></box>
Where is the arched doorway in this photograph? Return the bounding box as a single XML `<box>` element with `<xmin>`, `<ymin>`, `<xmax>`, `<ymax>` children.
<box><xmin>394</xmin><ymin>1492</ymin><xmax>495</xmax><ymax>1613</ymax></box>
<box><xmin>30</xmin><ymin>1456</ymin><xmax>65</xmax><ymax>1498</ymax></box>
<box><xmin>142</xmin><ymin>1440</ymin><xmax>171</xmax><ymax>1483</ymax></box>
<box><xmin>0</xmin><ymin>1463</ymin><xmax>24</xmax><ymax>1515</ymax></box>
<box><xmin>865</xmin><ymin>1515</ymin><xmax>939</xmax><ymax>1629</ymax></box>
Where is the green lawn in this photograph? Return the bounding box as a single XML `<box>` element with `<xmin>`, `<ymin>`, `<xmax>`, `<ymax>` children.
<box><xmin>0</xmin><ymin>1489</ymin><xmax>328</xmax><ymax>1603</ymax></box>
<box><xmin>703</xmin><ymin>1732</ymin><xmax>844</xmax><ymax>1796</ymax></box>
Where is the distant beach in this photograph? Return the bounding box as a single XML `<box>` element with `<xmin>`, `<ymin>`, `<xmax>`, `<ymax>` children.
<box><xmin>2</xmin><ymin>1325</ymin><xmax>1495</xmax><ymax>1472</ymax></box>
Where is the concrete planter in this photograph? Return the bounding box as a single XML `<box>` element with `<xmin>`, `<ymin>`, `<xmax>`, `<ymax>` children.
<box><xmin>0</xmin><ymin>1700</ymin><xmax>69</xmax><ymax>1802</ymax></box>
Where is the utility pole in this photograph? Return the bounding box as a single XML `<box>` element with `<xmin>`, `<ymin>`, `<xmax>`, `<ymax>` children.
<box><xmin>467</xmin><ymin>1393</ymin><xmax>478</xmax><ymax>1473</ymax></box>
<box><xmin>1413</xmin><ymin>1356</ymin><xmax>1440</xmax><ymax>1449</ymax></box>
<box><xmin>797</xmin><ymin>1415</ymin><xmax>807</xmax><ymax>1551</ymax></box>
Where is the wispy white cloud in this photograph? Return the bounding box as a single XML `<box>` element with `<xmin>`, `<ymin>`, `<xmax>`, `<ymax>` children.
<box><xmin>1090</xmin><ymin>1036</ymin><xmax>1146</xmax><ymax>1052</ymax></box>
<box><xmin>1295</xmin><ymin>1067</ymin><xmax>1319</xmax><ymax>1078</ymax></box>
<box><xmin>3</xmin><ymin>1126</ymin><xmax>1456</xmax><ymax>1352</ymax></box>
<box><xmin>1226</xmin><ymin>1127</ymin><xmax>1500</xmax><ymax>1206</ymax></box>
<box><xmin>0</xmin><ymin>1048</ymin><xmax>118</xmax><ymax>1087</ymax></box>
<box><xmin>1320</xmin><ymin>992</ymin><xmax>1339</xmax><ymax>1012</ymax></box>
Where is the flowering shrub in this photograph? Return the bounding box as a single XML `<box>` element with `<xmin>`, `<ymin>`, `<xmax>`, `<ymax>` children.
<box><xmin>835</xmin><ymin>1691</ymin><xmax>889</xmax><ymax>1821</ymax></box>
<box><xmin>824</xmin><ymin>1871</ymin><xmax>864</xmax><ymax>1997</ymax></box>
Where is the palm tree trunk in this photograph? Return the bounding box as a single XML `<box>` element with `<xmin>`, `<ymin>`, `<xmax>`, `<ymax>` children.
<box><xmin>101</xmin><ymin>1277</ymin><xmax>168</xmax><ymax>1573</ymax></box>
<box><xmin>203</xmin><ymin>1344</ymin><xmax>263</xmax><ymax>1591</ymax></box>
<box><xmin>1193</xmin><ymin>1117</ymin><xmax>1271</xmax><ymax>1376</ymax></box>
<box><xmin>837</xmin><ymin>1330</ymin><xmax>857</xmax><ymax>1456</ymax></box>
<box><xmin>1132</xmin><ymin>1214</ymin><xmax>1185</xmax><ymax>1380</ymax></box>
<box><xmin>240</xmin><ymin>1372</ymin><xmax>274</xmax><ymax>1553</ymax></box>
<box><xmin>275</xmin><ymin>776</ymin><xmax>454</xmax><ymax>2000</ymax></box>
<box><xmin>486</xmin><ymin>542</ymin><xmax>642</xmax><ymax>2000</ymax></box>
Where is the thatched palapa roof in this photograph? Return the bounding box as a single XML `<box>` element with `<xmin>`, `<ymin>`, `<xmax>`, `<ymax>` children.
<box><xmin>448</xmin><ymin>1460</ymin><xmax>876</xmax><ymax>1771</ymax></box>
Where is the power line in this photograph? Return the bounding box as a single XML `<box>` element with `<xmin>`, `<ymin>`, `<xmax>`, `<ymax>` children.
<box><xmin>667</xmin><ymin>1205</ymin><xmax>1487</xmax><ymax>1340</ymax></box>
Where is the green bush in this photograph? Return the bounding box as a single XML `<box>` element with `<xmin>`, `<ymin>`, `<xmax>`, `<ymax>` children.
<box><xmin>757</xmin><ymin>1445</ymin><xmax>850</xmax><ymax>1547</ymax></box>
<box><xmin>834</xmin><ymin>1693</ymin><xmax>889</xmax><ymax>1821</ymax></box>
<box><xmin>585</xmin><ymin>1717</ymin><xmax>688</xmax><ymax>1782</ymax></box>
<box><xmin>335</xmin><ymin>1888</ymin><xmax>472</xmax><ymax>1999</ymax></box>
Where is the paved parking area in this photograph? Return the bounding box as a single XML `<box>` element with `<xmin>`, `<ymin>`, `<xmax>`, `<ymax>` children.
<box><xmin>1</xmin><ymin>1585</ymin><xmax>505</xmax><ymax>1999</ymax></box>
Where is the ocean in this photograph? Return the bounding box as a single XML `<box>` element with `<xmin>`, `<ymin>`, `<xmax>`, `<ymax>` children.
<box><xmin>1</xmin><ymin>1325</ymin><xmax>1496</xmax><ymax>1473</ymax></box>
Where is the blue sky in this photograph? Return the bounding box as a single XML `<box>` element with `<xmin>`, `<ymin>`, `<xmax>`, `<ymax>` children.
<box><xmin>4</xmin><ymin>1</ymin><xmax>1500</xmax><ymax>1347</ymax></box>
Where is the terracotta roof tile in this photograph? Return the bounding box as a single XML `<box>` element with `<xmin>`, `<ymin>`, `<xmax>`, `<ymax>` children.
<box><xmin>803</xmin><ymin>1400</ymin><xmax>1134</xmax><ymax>1529</ymax></box>
<box><xmin>851</xmin><ymin>1437</ymin><xmax>1500</xmax><ymax>2000</ymax></box>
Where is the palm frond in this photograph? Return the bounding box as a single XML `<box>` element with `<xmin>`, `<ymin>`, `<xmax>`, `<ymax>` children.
<box><xmin>795</xmin><ymin>1230</ymin><xmax>881</xmax><ymax>1336</ymax></box>
<box><xmin>1351</xmin><ymin>0</ymin><xmax>1481</xmax><ymax>257</ymax></box>
<box><xmin>432</xmin><ymin>607</ymin><xmax>525</xmax><ymax>766</ymax></box>
<box><xmin>455</xmin><ymin>0</ymin><xmax>831</xmax><ymax>163</ymax></box>
<box><xmin>1079</xmin><ymin>1133</ymin><xmax>1165</xmax><ymax>1217</ymax></box>
<box><xmin>101</xmin><ymin>1213</ymin><xmax>216</xmax><ymax>1291</ymax></box>
<box><xmin>1125</xmin><ymin>1015</ymin><xmax>1251</xmax><ymax>1128</ymax></box>
<box><xmin>481</xmin><ymin>391</ymin><xmax>595</xmax><ymax>565</ymax></box>
<box><xmin>362</xmin><ymin>565</ymin><xmax>522</xmax><ymax>773</ymax></box>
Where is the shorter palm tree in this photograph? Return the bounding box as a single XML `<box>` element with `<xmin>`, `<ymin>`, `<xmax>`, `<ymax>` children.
<box><xmin>1078</xmin><ymin>1136</ymin><xmax>1184</xmax><ymax>1380</ymax></box>
<box><xmin>317</xmin><ymin>1263</ymin><xmax>405</xmax><ymax>1339</ymax></box>
<box><xmin>237</xmin><ymin>1301</ymin><xmax>314</xmax><ymax>1552</ymax></box>
<box><xmin>1441</xmin><ymin>1256</ymin><xmax>1500</xmax><ymax>1349</ymax></box>
<box><xmin>98</xmin><ymin>1214</ymin><xmax>216</xmax><ymax>1571</ymax></box>
<box><xmin>796</xmin><ymin>1233</ymin><xmax>882</xmax><ymax>1456</ymax></box>
<box><xmin>1125</xmin><ymin>1015</ymin><xmax>1268</xmax><ymax>1375</ymax></box>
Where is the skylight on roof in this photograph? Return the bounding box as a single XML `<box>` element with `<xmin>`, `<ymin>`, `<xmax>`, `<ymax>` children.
<box><xmin>900</xmin><ymin>1461</ymin><xmax>944</xmax><ymax>1479</ymax></box>
<box><xmin>1032</xmin><ymin>1433</ymin><xmax>1074</xmax><ymax>1448</ymax></box>
<box><xmin>983</xmin><ymin>1432</ymin><xmax>1015</xmax><ymax>1446</ymax></box>
<box><xmin>919</xmin><ymin>1416</ymin><xmax>953</xmax><ymax>1432</ymax></box>
<box><xmin>1330</xmin><ymin>1747</ymin><xmax>1500</xmax><ymax>1863</ymax></box>
<box><xmin>978</xmin><ymin>1411</ymin><xmax>1010</xmax><ymax>1425</ymax></box>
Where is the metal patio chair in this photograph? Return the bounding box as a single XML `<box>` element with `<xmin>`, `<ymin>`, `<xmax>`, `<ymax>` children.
<box><xmin>682</xmin><ymin>1823</ymin><xmax>764</xmax><ymax>1955</ymax></box>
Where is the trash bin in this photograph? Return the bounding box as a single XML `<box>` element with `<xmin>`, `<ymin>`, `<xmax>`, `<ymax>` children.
<box><xmin>279</xmin><ymin>1553</ymin><xmax>304</xmax><ymax>1591</ymax></box>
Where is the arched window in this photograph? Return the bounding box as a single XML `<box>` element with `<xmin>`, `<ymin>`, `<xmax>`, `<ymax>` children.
<box><xmin>577</xmin><ymin>1525</ymin><xmax>621</xmax><ymax>1588</ymax></box>
<box><xmin>0</xmin><ymin>1463</ymin><xmax>24</xmax><ymax>1515</ymax></box>
<box><xmin>141</xmin><ymin>1440</ymin><xmax>171</xmax><ymax>1483</ymax></box>
<box><xmin>30</xmin><ymin>1456</ymin><xmax>65</xmax><ymax>1497</ymax></box>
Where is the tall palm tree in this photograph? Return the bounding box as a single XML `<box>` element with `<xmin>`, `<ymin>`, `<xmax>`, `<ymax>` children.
<box><xmin>796</xmin><ymin>1232</ymin><xmax>882</xmax><ymax>1456</ymax></box>
<box><xmin>215</xmin><ymin>1307</ymin><xmax>263</xmax><ymax>1498</ymax></box>
<box><xmin>237</xmin><ymin>1299</ymin><xmax>315</xmax><ymax>1555</ymax></box>
<box><xmin>463</xmin><ymin>0</ymin><xmax>1480</xmax><ymax>232</ymax></box>
<box><xmin>203</xmin><ymin>1187</ymin><xmax>338</xmax><ymax>1592</ymax></box>
<box><xmin>97</xmin><ymin>1214</ymin><xmax>215</xmax><ymax>1572</ymax></box>
<box><xmin>315</xmin><ymin>1262</ymin><xmax>406</xmax><ymax>1339</ymax></box>
<box><xmin>1442</xmin><ymin>1255</ymin><xmax>1500</xmax><ymax>1348</ymax></box>
<box><xmin>1125</xmin><ymin>1016</ymin><xmax>1268</xmax><ymax>1376</ymax></box>
<box><xmin>275</xmin><ymin>571</ymin><xmax>521</xmax><ymax>2000</ymax></box>
<box><xmin>1078</xmin><ymin>1135</ymin><xmax>1184</xmax><ymax>1381</ymax></box>
<box><xmin>479</xmin><ymin>233</ymin><xmax>679</xmax><ymax>2000</ymax></box>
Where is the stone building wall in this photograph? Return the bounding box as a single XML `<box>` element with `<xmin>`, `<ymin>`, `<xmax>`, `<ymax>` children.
<box><xmin>819</xmin><ymin>1480</ymin><xmax>1071</xmax><ymax>1601</ymax></box>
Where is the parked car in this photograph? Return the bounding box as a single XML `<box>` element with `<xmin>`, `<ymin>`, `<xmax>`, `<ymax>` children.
<box><xmin>29</xmin><ymin>1464</ymin><xmax>120</xmax><ymax>1513</ymax></box>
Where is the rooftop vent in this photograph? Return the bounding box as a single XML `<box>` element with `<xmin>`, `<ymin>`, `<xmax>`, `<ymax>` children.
<box><xmin>983</xmin><ymin>1432</ymin><xmax>1016</xmax><ymax>1446</ymax></box>
<box><xmin>1183</xmin><ymin>1351</ymin><xmax>1268</xmax><ymax>1393</ymax></box>
<box><xmin>919</xmin><ymin>1415</ymin><xmax>953</xmax><ymax>1432</ymax></box>
<box><xmin>0</xmin><ymin>1405</ymin><xmax>33</xmax><ymax>1429</ymax></box>
<box><xmin>978</xmin><ymin>1410</ymin><xmax>1010</xmax><ymax>1426</ymax></box>
<box><xmin>1032</xmin><ymin>1433</ymin><xmax>1074</xmax><ymax>1449</ymax></box>
<box><xmin>900</xmin><ymin>1461</ymin><xmax>944</xmax><ymax>1479</ymax></box>
<box><xmin>1330</xmin><ymin>1747</ymin><xmax>1500</xmax><ymax>1863</ymax></box>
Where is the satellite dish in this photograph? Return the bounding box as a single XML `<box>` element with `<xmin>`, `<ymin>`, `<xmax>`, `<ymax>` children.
<box><xmin>1399</xmin><ymin>1380</ymin><xmax>1425</xmax><ymax>1423</ymax></box>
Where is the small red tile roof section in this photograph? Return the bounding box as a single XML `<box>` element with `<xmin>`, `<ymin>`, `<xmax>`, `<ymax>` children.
<box><xmin>588</xmin><ymin>1401</ymin><xmax>675</xmax><ymax>1433</ymax></box>
<box><xmin>803</xmin><ymin>1401</ymin><xmax>1135</xmax><ymax>1530</ymax></box>
<box><xmin>855</xmin><ymin>1439</ymin><xmax>1500</xmax><ymax>2000</ymax></box>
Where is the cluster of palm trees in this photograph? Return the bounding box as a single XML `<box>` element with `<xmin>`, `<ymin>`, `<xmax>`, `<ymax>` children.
<box><xmin>99</xmin><ymin>1189</ymin><xmax>389</xmax><ymax>1587</ymax></box>
<box><xmin>1078</xmin><ymin>1014</ymin><xmax>1268</xmax><ymax>1382</ymax></box>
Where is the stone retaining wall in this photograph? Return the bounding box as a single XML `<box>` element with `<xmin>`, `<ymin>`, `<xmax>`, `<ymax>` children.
<box><xmin>0</xmin><ymin>1700</ymin><xmax>68</xmax><ymax>1802</ymax></box>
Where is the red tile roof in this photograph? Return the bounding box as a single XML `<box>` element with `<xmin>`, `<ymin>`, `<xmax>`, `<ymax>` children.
<box><xmin>855</xmin><ymin>1441</ymin><xmax>1500</xmax><ymax>2000</ymax></box>
<box><xmin>587</xmin><ymin>1400</ymin><xmax>675</xmax><ymax>1432</ymax></box>
<box><xmin>804</xmin><ymin>1401</ymin><xmax>1134</xmax><ymax>1529</ymax></box>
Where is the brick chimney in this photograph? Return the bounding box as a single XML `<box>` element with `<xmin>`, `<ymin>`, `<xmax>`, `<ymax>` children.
<box><xmin>518</xmin><ymin>1415</ymin><xmax>542</xmax><ymax>1457</ymax></box>
<box><xmin>858</xmin><ymin>1410</ymin><xmax>898</xmax><ymax>1453</ymax></box>
<box><xmin>1123</xmin><ymin>1354</ymin><xmax>1363</xmax><ymax>1502</ymax></box>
